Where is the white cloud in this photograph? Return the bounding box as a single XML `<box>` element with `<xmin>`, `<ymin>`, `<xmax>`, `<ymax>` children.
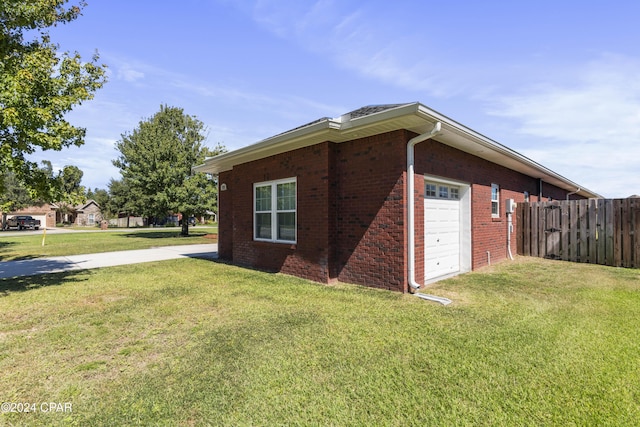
<box><xmin>243</xmin><ymin>1</ymin><xmax>478</xmax><ymax>99</ymax></box>
<box><xmin>489</xmin><ymin>54</ymin><xmax>640</xmax><ymax>197</ymax></box>
<box><xmin>116</xmin><ymin>64</ymin><xmax>145</xmax><ymax>82</ymax></box>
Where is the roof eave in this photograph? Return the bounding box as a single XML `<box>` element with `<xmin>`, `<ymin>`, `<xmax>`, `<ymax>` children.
<box><xmin>193</xmin><ymin>117</ymin><xmax>341</xmax><ymax>175</ymax></box>
<box><xmin>193</xmin><ymin>102</ymin><xmax>601</xmax><ymax>198</ymax></box>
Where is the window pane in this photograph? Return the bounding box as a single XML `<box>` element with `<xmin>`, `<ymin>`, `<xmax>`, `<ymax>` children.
<box><xmin>255</xmin><ymin>213</ymin><xmax>272</xmax><ymax>239</ymax></box>
<box><xmin>491</xmin><ymin>183</ymin><xmax>499</xmax><ymax>216</ymax></box>
<box><xmin>277</xmin><ymin>212</ymin><xmax>295</xmax><ymax>241</ymax></box>
<box><xmin>450</xmin><ymin>188</ymin><xmax>459</xmax><ymax>199</ymax></box>
<box><xmin>255</xmin><ymin>185</ymin><xmax>271</xmax><ymax>211</ymax></box>
<box><xmin>277</xmin><ymin>182</ymin><xmax>296</xmax><ymax>210</ymax></box>
<box><xmin>425</xmin><ymin>183</ymin><xmax>436</xmax><ymax>197</ymax></box>
<box><xmin>439</xmin><ymin>186</ymin><xmax>449</xmax><ymax>198</ymax></box>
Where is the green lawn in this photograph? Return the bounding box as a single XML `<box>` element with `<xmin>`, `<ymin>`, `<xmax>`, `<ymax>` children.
<box><xmin>1</xmin><ymin>256</ymin><xmax>639</xmax><ymax>425</ymax></box>
<box><xmin>0</xmin><ymin>226</ymin><xmax>218</xmax><ymax>261</ymax></box>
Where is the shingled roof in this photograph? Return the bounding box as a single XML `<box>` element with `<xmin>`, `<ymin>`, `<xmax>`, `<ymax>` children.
<box><xmin>341</xmin><ymin>104</ymin><xmax>409</xmax><ymax>120</ymax></box>
<box><xmin>276</xmin><ymin>104</ymin><xmax>411</xmax><ymax>137</ymax></box>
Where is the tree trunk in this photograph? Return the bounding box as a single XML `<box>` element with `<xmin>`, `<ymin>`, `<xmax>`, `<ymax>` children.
<box><xmin>181</xmin><ymin>213</ymin><xmax>189</xmax><ymax>236</ymax></box>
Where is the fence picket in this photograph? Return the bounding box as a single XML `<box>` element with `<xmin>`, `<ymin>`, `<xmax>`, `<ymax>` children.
<box><xmin>517</xmin><ymin>198</ymin><xmax>638</xmax><ymax>270</ymax></box>
<box><xmin>604</xmin><ymin>199</ymin><xmax>614</xmax><ymax>266</ymax></box>
<box><xmin>587</xmin><ymin>199</ymin><xmax>596</xmax><ymax>263</ymax></box>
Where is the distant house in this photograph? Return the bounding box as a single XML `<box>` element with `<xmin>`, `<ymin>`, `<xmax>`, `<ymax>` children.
<box><xmin>194</xmin><ymin>102</ymin><xmax>601</xmax><ymax>293</ymax></box>
<box><xmin>3</xmin><ymin>204</ymin><xmax>57</xmax><ymax>228</ymax></box>
<box><xmin>74</xmin><ymin>200</ymin><xmax>102</xmax><ymax>226</ymax></box>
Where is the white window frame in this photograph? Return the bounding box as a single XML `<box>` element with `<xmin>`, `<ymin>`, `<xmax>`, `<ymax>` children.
<box><xmin>491</xmin><ymin>183</ymin><xmax>500</xmax><ymax>217</ymax></box>
<box><xmin>253</xmin><ymin>177</ymin><xmax>297</xmax><ymax>244</ymax></box>
<box><xmin>425</xmin><ymin>181</ymin><xmax>460</xmax><ymax>200</ymax></box>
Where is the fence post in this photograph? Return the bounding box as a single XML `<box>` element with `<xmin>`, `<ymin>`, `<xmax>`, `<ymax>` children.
<box><xmin>633</xmin><ymin>197</ymin><xmax>640</xmax><ymax>268</ymax></box>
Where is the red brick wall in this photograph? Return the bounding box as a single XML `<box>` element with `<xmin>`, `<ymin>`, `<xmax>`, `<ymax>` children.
<box><xmin>333</xmin><ymin>131</ymin><xmax>408</xmax><ymax>292</ymax></box>
<box><xmin>217</xmin><ymin>170</ymin><xmax>233</xmax><ymax>260</ymax></box>
<box><xmin>413</xmin><ymin>136</ymin><xmax>584</xmax><ymax>269</ymax></box>
<box><xmin>217</xmin><ymin>131</ymin><xmax>409</xmax><ymax>292</ymax></box>
<box><xmin>224</xmin><ymin>142</ymin><xmax>334</xmax><ymax>283</ymax></box>
<box><xmin>216</xmin><ymin>129</ymin><xmax>587</xmax><ymax>292</ymax></box>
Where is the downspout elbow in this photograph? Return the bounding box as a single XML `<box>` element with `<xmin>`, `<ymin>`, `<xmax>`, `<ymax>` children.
<box><xmin>566</xmin><ymin>187</ymin><xmax>581</xmax><ymax>200</ymax></box>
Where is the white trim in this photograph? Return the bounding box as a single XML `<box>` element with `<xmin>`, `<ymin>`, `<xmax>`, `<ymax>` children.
<box><xmin>491</xmin><ymin>183</ymin><xmax>500</xmax><ymax>218</ymax></box>
<box><xmin>253</xmin><ymin>177</ymin><xmax>297</xmax><ymax>244</ymax></box>
<box><xmin>193</xmin><ymin>102</ymin><xmax>600</xmax><ymax>199</ymax></box>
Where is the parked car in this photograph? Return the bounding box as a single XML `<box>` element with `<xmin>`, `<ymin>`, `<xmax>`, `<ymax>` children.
<box><xmin>6</xmin><ymin>215</ymin><xmax>41</xmax><ymax>230</ymax></box>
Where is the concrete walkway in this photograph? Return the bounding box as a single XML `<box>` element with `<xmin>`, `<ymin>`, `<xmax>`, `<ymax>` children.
<box><xmin>0</xmin><ymin>244</ymin><xmax>218</xmax><ymax>279</ymax></box>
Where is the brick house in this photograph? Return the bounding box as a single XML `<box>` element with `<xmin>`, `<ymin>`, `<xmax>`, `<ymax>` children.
<box><xmin>194</xmin><ymin>103</ymin><xmax>600</xmax><ymax>293</ymax></box>
<box><xmin>74</xmin><ymin>200</ymin><xmax>102</xmax><ymax>226</ymax></box>
<box><xmin>2</xmin><ymin>203</ymin><xmax>57</xmax><ymax>229</ymax></box>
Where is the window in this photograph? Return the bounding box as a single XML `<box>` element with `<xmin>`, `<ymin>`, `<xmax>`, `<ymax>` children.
<box><xmin>88</xmin><ymin>213</ymin><xmax>95</xmax><ymax>225</ymax></box>
<box><xmin>425</xmin><ymin>183</ymin><xmax>437</xmax><ymax>198</ymax></box>
<box><xmin>254</xmin><ymin>178</ymin><xmax>296</xmax><ymax>243</ymax></box>
<box><xmin>491</xmin><ymin>184</ymin><xmax>500</xmax><ymax>217</ymax></box>
<box><xmin>450</xmin><ymin>187</ymin><xmax>459</xmax><ymax>200</ymax></box>
<box><xmin>524</xmin><ymin>191</ymin><xmax>530</xmax><ymax>202</ymax></box>
<box><xmin>425</xmin><ymin>181</ymin><xmax>460</xmax><ymax>200</ymax></box>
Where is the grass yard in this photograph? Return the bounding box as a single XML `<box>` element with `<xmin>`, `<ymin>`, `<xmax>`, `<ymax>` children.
<box><xmin>1</xmin><ymin>256</ymin><xmax>639</xmax><ymax>425</ymax></box>
<box><xmin>0</xmin><ymin>226</ymin><xmax>218</xmax><ymax>261</ymax></box>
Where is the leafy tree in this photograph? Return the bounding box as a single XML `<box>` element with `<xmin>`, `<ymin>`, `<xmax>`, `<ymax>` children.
<box><xmin>113</xmin><ymin>105</ymin><xmax>224</xmax><ymax>236</ymax></box>
<box><xmin>0</xmin><ymin>160</ymin><xmax>53</xmax><ymax>229</ymax></box>
<box><xmin>106</xmin><ymin>178</ymin><xmax>135</xmax><ymax>220</ymax></box>
<box><xmin>55</xmin><ymin>164</ymin><xmax>86</xmax><ymax>222</ymax></box>
<box><xmin>86</xmin><ymin>187</ymin><xmax>109</xmax><ymax>213</ymax></box>
<box><xmin>0</xmin><ymin>0</ymin><xmax>107</xmax><ymax>199</ymax></box>
<box><xmin>0</xmin><ymin>170</ymin><xmax>32</xmax><ymax>229</ymax></box>
<box><xmin>57</xmin><ymin>165</ymin><xmax>85</xmax><ymax>203</ymax></box>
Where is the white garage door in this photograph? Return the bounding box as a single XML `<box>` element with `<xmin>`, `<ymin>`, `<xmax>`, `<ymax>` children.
<box><xmin>424</xmin><ymin>182</ymin><xmax>461</xmax><ymax>281</ymax></box>
<box><xmin>31</xmin><ymin>215</ymin><xmax>46</xmax><ymax>229</ymax></box>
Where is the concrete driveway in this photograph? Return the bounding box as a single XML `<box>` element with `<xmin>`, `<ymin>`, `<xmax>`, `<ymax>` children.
<box><xmin>0</xmin><ymin>244</ymin><xmax>218</xmax><ymax>279</ymax></box>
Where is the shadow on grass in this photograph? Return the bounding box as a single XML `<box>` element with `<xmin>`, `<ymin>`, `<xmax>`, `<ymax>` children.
<box><xmin>123</xmin><ymin>231</ymin><xmax>212</xmax><ymax>239</ymax></box>
<box><xmin>0</xmin><ymin>270</ymin><xmax>90</xmax><ymax>296</ymax></box>
<box><xmin>0</xmin><ymin>241</ymin><xmax>18</xmax><ymax>261</ymax></box>
<box><xmin>1</xmin><ymin>254</ymin><xmax>42</xmax><ymax>262</ymax></box>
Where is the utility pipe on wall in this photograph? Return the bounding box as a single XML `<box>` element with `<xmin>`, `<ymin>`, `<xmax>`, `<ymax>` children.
<box><xmin>406</xmin><ymin>122</ymin><xmax>452</xmax><ymax>306</ymax></box>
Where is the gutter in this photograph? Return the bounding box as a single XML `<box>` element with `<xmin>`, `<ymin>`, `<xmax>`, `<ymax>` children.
<box><xmin>406</xmin><ymin>122</ymin><xmax>452</xmax><ymax>305</ymax></box>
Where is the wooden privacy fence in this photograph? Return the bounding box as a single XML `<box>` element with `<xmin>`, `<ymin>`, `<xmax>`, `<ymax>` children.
<box><xmin>517</xmin><ymin>198</ymin><xmax>640</xmax><ymax>268</ymax></box>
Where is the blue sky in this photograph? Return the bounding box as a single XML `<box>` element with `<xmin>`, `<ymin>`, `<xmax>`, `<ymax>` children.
<box><xmin>36</xmin><ymin>0</ymin><xmax>640</xmax><ymax>197</ymax></box>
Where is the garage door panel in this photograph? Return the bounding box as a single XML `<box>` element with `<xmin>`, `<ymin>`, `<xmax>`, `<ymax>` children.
<box><xmin>424</xmin><ymin>188</ymin><xmax>460</xmax><ymax>281</ymax></box>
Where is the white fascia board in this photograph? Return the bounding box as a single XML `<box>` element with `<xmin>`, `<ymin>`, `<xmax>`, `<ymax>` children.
<box><xmin>193</xmin><ymin>102</ymin><xmax>601</xmax><ymax>198</ymax></box>
<box><xmin>413</xmin><ymin>105</ymin><xmax>602</xmax><ymax>198</ymax></box>
<box><xmin>193</xmin><ymin>118</ymin><xmax>341</xmax><ymax>174</ymax></box>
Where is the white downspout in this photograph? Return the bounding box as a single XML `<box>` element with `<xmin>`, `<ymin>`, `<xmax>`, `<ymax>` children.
<box><xmin>566</xmin><ymin>187</ymin><xmax>580</xmax><ymax>200</ymax></box>
<box><xmin>407</xmin><ymin>122</ymin><xmax>452</xmax><ymax>305</ymax></box>
<box><xmin>507</xmin><ymin>212</ymin><xmax>514</xmax><ymax>260</ymax></box>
